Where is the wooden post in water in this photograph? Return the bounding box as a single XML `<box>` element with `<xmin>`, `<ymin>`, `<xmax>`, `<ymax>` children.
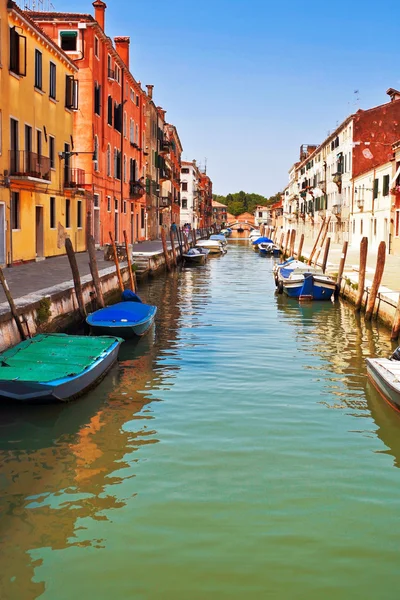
<box><xmin>108</xmin><ymin>232</ymin><xmax>124</xmax><ymax>292</ymax></box>
<box><xmin>161</xmin><ymin>228</ymin><xmax>171</xmax><ymax>272</ymax></box>
<box><xmin>65</xmin><ymin>237</ymin><xmax>87</xmax><ymax>317</ymax></box>
<box><xmin>391</xmin><ymin>294</ymin><xmax>400</xmax><ymax>340</ymax></box>
<box><xmin>336</xmin><ymin>240</ymin><xmax>348</xmax><ymax>289</ymax></box>
<box><xmin>87</xmin><ymin>235</ymin><xmax>105</xmax><ymax>308</ymax></box>
<box><xmin>283</xmin><ymin>230</ymin><xmax>290</xmax><ymax>257</ymax></box>
<box><xmin>321</xmin><ymin>236</ymin><xmax>331</xmax><ymax>274</ymax></box>
<box><xmin>289</xmin><ymin>229</ymin><xmax>296</xmax><ymax>257</ymax></box>
<box><xmin>170</xmin><ymin>230</ymin><xmax>178</xmax><ymax>267</ymax></box>
<box><xmin>297</xmin><ymin>233</ymin><xmax>304</xmax><ymax>259</ymax></box>
<box><xmin>355</xmin><ymin>237</ymin><xmax>368</xmax><ymax>312</ymax></box>
<box><xmin>279</xmin><ymin>232</ymin><xmax>284</xmax><ymax>252</ymax></box>
<box><xmin>192</xmin><ymin>228</ymin><xmax>197</xmax><ymax>247</ymax></box>
<box><xmin>313</xmin><ymin>217</ymin><xmax>331</xmax><ymax>267</ymax></box>
<box><xmin>123</xmin><ymin>230</ymin><xmax>136</xmax><ymax>292</ymax></box>
<box><xmin>365</xmin><ymin>241</ymin><xmax>386</xmax><ymax>321</ymax></box>
<box><xmin>308</xmin><ymin>217</ymin><xmax>326</xmax><ymax>265</ymax></box>
<box><xmin>0</xmin><ymin>266</ymin><xmax>27</xmax><ymax>340</ymax></box>
<box><xmin>176</xmin><ymin>228</ymin><xmax>183</xmax><ymax>258</ymax></box>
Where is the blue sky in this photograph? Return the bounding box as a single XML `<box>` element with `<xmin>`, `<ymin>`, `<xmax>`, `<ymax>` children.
<box><xmin>49</xmin><ymin>0</ymin><xmax>400</xmax><ymax>195</ymax></box>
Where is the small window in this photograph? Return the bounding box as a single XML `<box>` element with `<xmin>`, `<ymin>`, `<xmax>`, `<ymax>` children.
<box><xmin>136</xmin><ymin>95</ymin><xmax>139</xmax><ymax>107</ymax></box>
<box><xmin>182</xmin><ymin>182</ymin><xmax>188</xmax><ymax>192</ymax></box>
<box><xmin>141</xmin><ymin>207</ymin><xmax>145</xmax><ymax>228</ymax></box>
<box><xmin>182</xmin><ymin>198</ymin><xmax>188</xmax><ymax>209</ymax></box>
<box><xmin>107</xmin><ymin>54</ymin><xmax>113</xmax><ymax>78</ymax></box>
<box><xmin>373</xmin><ymin>178</ymin><xmax>379</xmax><ymax>199</ymax></box>
<box><xmin>50</xmin><ymin>197</ymin><xmax>56</xmax><ymax>228</ymax></box>
<box><xmin>123</xmin><ymin>201</ymin><xmax>127</xmax><ymax>214</ymax></box>
<box><xmin>94</xmin><ymin>135</ymin><xmax>99</xmax><ymax>172</ymax></box>
<box><xmin>115</xmin><ymin>65</ymin><xmax>121</xmax><ymax>84</ymax></box>
<box><xmin>77</xmin><ymin>200</ymin><xmax>82</xmax><ymax>228</ymax></box>
<box><xmin>35</xmin><ymin>49</ymin><xmax>42</xmax><ymax>89</ymax></box>
<box><xmin>94</xmin><ymin>82</ymin><xmax>101</xmax><ymax>115</ymax></box>
<box><xmin>114</xmin><ymin>198</ymin><xmax>118</xmax><ymax>211</ymax></box>
<box><xmin>11</xmin><ymin>192</ymin><xmax>20</xmax><ymax>229</ymax></box>
<box><xmin>65</xmin><ymin>198</ymin><xmax>71</xmax><ymax>228</ymax></box>
<box><xmin>107</xmin><ymin>196</ymin><xmax>111</xmax><ymax>212</ymax></box>
<box><xmin>130</xmin><ymin>88</ymin><xmax>134</xmax><ymax>102</ymax></box>
<box><xmin>65</xmin><ymin>75</ymin><xmax>78</xmax><ymax>110</ymax></box>
<box><xmin>94</xmin><ymin>194</ymin><xmax>99</xmax><ymax>208</ymax></box>
<box><xmin>10</xmin><ymin>27</ymin><xmax>26</xmax><ymax>77</ymax></box>
<box><xmin>49</xmin><ymin>136</ymin><xmax>55</xmax><ymax>169</ymax></box>
<box><xmin>106</xmin><ymin>145</ymin><xmax>111</xmax><ymax>176</ymax></box>
<box><xmin>383</xmin><ymin>174</ymin><xmax>390</xmax><ymax>197</ymax></box>
<box><xmin>49</xmin><ymin>62</ymin><xmax>56</xmax><ymax>99</ymax></box>
<box><xmin>181</xmin><ymin>168</ymin><xmax>189</xmax><ymax>174</ymax></box>
<box><xmin>94</xmin><ymin>36</ymin><xmax>99</xmax><ymax>59</ymax></box>
<box><xmin>123</xmin><ymin>112</ymin><xmax>127</xmax><ymax>138</ymax></box>
<box><xmin>107</xmin><ymin>95</ymin><xmax>113</xmax><ymax>125</ymax></box>
<box><xmin>60</xmin><ymin>31</ymin><xmax>78</xmax><ymax>52</ymax></box>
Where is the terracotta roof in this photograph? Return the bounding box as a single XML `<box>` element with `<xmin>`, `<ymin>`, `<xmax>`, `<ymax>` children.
<box><xmin>25</xmin><ymin>11</ymin><xmax>94</xmax><ymax>21</ymax></box>
<box><xmin>212</xmin><ymin>200</ymin><xmax>227</xmax><ymax>208</ymax></box>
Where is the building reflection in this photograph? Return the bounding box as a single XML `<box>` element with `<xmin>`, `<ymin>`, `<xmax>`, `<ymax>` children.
<box><xmin>0</xmin><ymin>266</ymin><xmax>206</xmax><ymax>599</ymax></box>
<box><xmin>274</xmin><ymin>293</ymin><xmax>400</xmax><ymax>467</ymax></box>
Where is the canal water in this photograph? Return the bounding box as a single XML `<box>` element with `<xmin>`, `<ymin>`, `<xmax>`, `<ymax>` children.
<box><xmin>1</xmin><ymin>242</ymin><xmax>400</xmax><ymax>599</ymax></box>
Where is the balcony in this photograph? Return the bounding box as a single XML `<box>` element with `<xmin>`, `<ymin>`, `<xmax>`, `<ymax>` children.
<box><xmin>159</xmin><ymin>139</ymin><xmax>171</xmax><ymax>154</ymax></box>
<box><xmin>129</xmin><ymin>181</ymin><xmax>145</xmax><ymax>200</ymax></box>
<box><xmin>159</xmin><ymin>193</ymin><xmax>172</xmax><ymax>207</ymax></box>
<box><xmin>64</xmin><ymin>168</ymin><xmax>86</xmax><ymax>189</ymax></box>
<box><xmin>10</xmin><ymin>150</ymin><xmax>51</xmax><ymax>182</ymax></box>
<box><xmin>159</xmin><ymin>167</ymin><xmax>172</xmax><ymax>182</ymax></box>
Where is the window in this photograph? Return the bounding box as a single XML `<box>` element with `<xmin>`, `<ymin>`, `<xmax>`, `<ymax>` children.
<box><xmin>373</xmin><ymin>178</ymin><xmax>379</xmax><ymax>199</ymax></box>
<box><xmin>114</xmin><ymin>148</ymin><xmax>121</xmax><ymax>179</ymax></box>
<box><xmin>182</xmin><ymin>198</ymin><xmax>188</xmax><ymax>209</ymax></box>
<box><xmin>130</xmin><ymin>88</ymin><xmax>135</xmax><ymax>102</ymax></box>
<box><xmin>77</xmin><ymin>200</ymin><xmax>82</xmax><ymax>228</ymax></box>
<box><xmin>136</xmin><ymin>125</ymin><xmax>139</xmax><ymax>145</ymax></box>
<box><xmin>258</xmin><ymin>211</ymin><xmax>262</xmax><ymax>218</ymax></box>
<box><xmin>141</xmin><ymin>207</ymin><xmax>145</xmax><ymax>228</ymax></box>
<box><xmin>34</xmin><ymin>49</ymin><xmax>42</xmax><ymax>89</ymax></box>
<box><xmin>65</xmin><ymin>198</ymin><xmax>71</xmax><ymax>228</ymax></box>
<box><xmin>106</xmin><ymin>144</ymin><xmax>111</xmax><ymax>176</ymax></box>
<box><xmin>181</xmin><ymin>168</ymin><xmax>189</xmax><ymax>174</ymax></box>
<box><xmin>36</xmin><ymin>130</ymin><xmax>42</xmax><ymax>157</ymax></box>
<box><xmin>50</xmin><ymin>197</ymin><xmax>56</xmax><ymax>228</ymax></box>
<box><xmin>10</xmin><ymin>26</ymin><xmax>26</xmax><ymax>76</ymax></box>
<box><xmin>114</xmin><ymin>102</ymin><xmax>122</xmax><ymax>132</ymax></box>
<box><xmin>94</xmin><ymin>36</ymin><xmax>99</xmax><ymax>59</ymax></box>
<box><xmin>11</xmin><ymin>192</ymin><xmax>20</xmax><ymax>229</ymax></box>
<box><xmin>60</xmin><ymin>31</ymin><xmax>77</xmax><ymax>52</ymax></box>
<box><xmin>136</xmin><ymin>95</ymin><xmax>139</xmax><ymax>107</ymax></box>
<box><xmin>49</xmin><ymin>62</ymin><xmax>56</xmax><ymax>99</ymax></box>
<box><xmin>107</xmin><ymin>196</ymin><xmax>111</xmax><ymax>212</ymax></box>
<box><xmin>123</xmin><ymin>112</ymin><xmax>127</xmax><ymax>138</ymax></box>
<box><xmin>115</xmin><ymin>65</ymin><xmax>121</xmax><ymax>84</ymax></box>
<box><xmin>107</xmin><ymin>95</ymin><xmax>113</xmax><ymax>125</ymax></box>
<box><xmin>107</xmin><ymin>54</ymin><xmax>113</xmax><ymax>78</ymax></box>
<box><xmin>383</xmin><ymin>174</ymin><xmax>390</xmax><ymax>197</ymax></box>
<box><xmin>360</xmin><ymin>219</ymin><xmax>363</xmax><ymax>235</ymax></box>
<box><xmin>130</xmin><ymin>118</ymin><xmax>134</xmax><ymax>143</ymax></box>
<box><xmin>94</xmin><ymin>82</ymin><xmax>101</xmax><ymax>115</ymax></box>
<box><xmin>123</xmin><ymin>154</ymin><xmax>127</xmax><ymax>182</ymax></box>
<box><xmin>65</xmin><ymin>75</ymin><xmax>78</xmax><ymax>109</ymax></box>
<box><xmin>123</xmin><ymin>201</ymin><xmax>127</xmax><ymax>214</ymax></box>
<box><xmin>49</xmin><ymin>136</ymin><xmax>55</xmax><ymax>169</ymax></box>
<box><xmin>182</xmin><ymin>182</ymin><xmax>188</xmax><ymax>191</ymax></box>
<box><xmin>94</xmin><ymin>194</ymin><xmax>99</xmax><ymax>208</ymax></box>
<box><xmin>94</xmin><ymin>135</ymin><xmax>99</xmax><ymax>172</ymax></box>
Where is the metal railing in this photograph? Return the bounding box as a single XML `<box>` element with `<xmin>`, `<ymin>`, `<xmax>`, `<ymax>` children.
<box><xmin>129</xmin><ymin>181</ymin><xmax>145</xmax><ymax>199</ymax></box>
<box><xmin>159</xmin><ymin>193</ymin><xmax>172</xmax><ymax>207</ymax></box>
<box><xmin>10</xmin><ymin>150</ymin><xmax>51</xmax><ymax>181</ymax></box>
<box><xmin>64</xmin><ymin>167</ymin><xmax>85</xmax><ymax>188</ymax></box>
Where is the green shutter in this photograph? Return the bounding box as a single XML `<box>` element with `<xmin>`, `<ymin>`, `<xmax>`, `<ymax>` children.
<box><xmin>61</xmin><ymin>31</ymin><xmax>77</xmax><ymax>38</ymax></box>
<box><xmin>383</xmin><ymin>174</ymin><xmax>390</xmax><ymax>196</ymax></box>
<box><xmin>373</xmin><ymin>178</ymin><xmax>379</xmax><ymax>199</ymax></box>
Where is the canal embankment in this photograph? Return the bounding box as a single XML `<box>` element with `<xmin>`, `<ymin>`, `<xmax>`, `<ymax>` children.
<box><xmin>0</xmin><ymin>234</ymin><xmax>199</xmax><ymax>352</ymax></box>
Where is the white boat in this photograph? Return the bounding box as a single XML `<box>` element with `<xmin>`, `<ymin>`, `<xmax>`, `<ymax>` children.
<box><xmin>196</xmin><ymin>239</ymin><xmax>226</xmax><ymax>254</ymax></box>
<box><xmin>210</xmin><ymin>234</ymin><xmax>227</xmax><ymax>246</ymax></box>
<box><xmin>367</xmin><ymin>348</ymin><xmax>400</xmax><ymax>412</ymax></box>
<box><xmin>183</xmin><ymin>247</ymin><xmax>209</xmax><ymax>265</ymax></box>
<box><xmin>249</xmin><ymin>230</ymin><xmax>261</xmax><ymax>242</ymax></box>
<box><xmin>258</xmin><ymin>242</ymin><xmax>280</xmax><ymax>256</ymax></box>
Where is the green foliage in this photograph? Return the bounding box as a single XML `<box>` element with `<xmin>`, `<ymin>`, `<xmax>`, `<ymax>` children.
<box><xmin>213</xmin><ymin>190</ymin><xmax>282</xmax><ymax>217</ymax></box>
<box><xmin>36</xmin><ymin>297</ymin><xmax>51</xmax><ymax>325</ymax></box>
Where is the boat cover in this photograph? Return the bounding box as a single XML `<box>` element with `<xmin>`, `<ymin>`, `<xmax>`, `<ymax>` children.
<box><xmin>0</xmin><ymin>334</ymin><xmax>118</xmax><ymax>382</ymax></box>
<box><xmin>252</xmin><ymin>237</ymin><xmax>273</xmax><ymax>245</ymax></box>
<box><xmin>122</xmin><ymin>290</ymin><xmax>142</xmax><ymax>303</ymax></box>
<box><xmin>89</xmin><ymin>302</ymin><xmax>155</xmax><ymax>325</ymax></box>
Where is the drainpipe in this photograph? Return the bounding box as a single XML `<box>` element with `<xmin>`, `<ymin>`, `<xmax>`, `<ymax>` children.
<box><xmin>120</xmin><ymin>68</ymin><xmax>125</xmax><ymax>244</ymax></box>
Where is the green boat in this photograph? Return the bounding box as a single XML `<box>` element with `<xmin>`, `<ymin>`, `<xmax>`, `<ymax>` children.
<box><xmin>0</xmin><ymin>334</ymin><xmax>123</xmax><ymax>403</ymax></box>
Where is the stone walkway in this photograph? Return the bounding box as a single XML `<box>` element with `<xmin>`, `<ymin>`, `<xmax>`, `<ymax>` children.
<box><xmin>0</xmin><ymin>238</ymin><xmax>183</xmax><ymax>304</ymax></box>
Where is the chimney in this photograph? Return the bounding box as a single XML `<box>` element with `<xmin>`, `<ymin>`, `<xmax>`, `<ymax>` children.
<box><xmin>93</xmin><ymin>1</ymin><xmax>106</xmax><ymax>31</ymax></box>
<box><xmin>387</xmin><ymin>88</ymin><xmax>400</xmax><ymax>102</ymax></box>
<box><xmin>157</xmin><ymin>107</ymin><xmax>166</xmax><ymax>122</ymax></box>
<box><xmin>146</xmin><ymin>84</ymin><xmax>154</xmax><ymax>99</ymax></box>
<box><xmin>114</xmin><ymin>36</ymin><xmax>130</xmax><ymax>69</ymax></box>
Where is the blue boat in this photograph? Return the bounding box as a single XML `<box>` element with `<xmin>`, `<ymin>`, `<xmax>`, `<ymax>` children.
<box><xmin>87</xmin><ymin>291</ymin><xmax>157</xmax><ymax>339</ymax></box>
<box><xmin>279</xmin><ymin>269</ymin><xmax>337</xmax><ymax>301</ymax></box>
<box><xmin>0</xmin><ymin>334</ymin><xmax>122</xmax><ymax>403</ymax></box>
<box><xmin>258</xmin><ymin>242</ymin><xmax>281</xmax><ymax>256</ymax></box>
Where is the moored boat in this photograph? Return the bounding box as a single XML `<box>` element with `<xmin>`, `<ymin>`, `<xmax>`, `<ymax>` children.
<box><xmin>87</xmin><ymin>291</ymin><xmax>157</xmax><ymax>338</ymax></box>
<box><xmin>0</xmin><ymin>334</ymin><xmax>122</xmax><ymax>403</ymax></box>
<box><xmin>280</xmin><ymin>270</ymin><xmax>337</xmax><ymax>300</ymax></box>
<box><xmin>258</xmin><ymin>242</ymin><xmax>281</xmax><ymax>256</ymax></box>
<box><xmin>367</xmin><ymin>348</ymin><xmax>400</xmax><ymax>412</ymax></box>
<box><xmin>183</xmin><ymin>247</ymin><xmax>209</xmax><ymax>265</ymax></box>
<box><xmin>210</xmin><ymin>234</ymin><xmax>227</xmax><ymax>246</ymax></box>
<box><xmin>196</xmin><ymin>239</ymin><xmax>226</xmax><ymax>254</ymax></box>
<box><xmin>249</xmin><ymin>229</ymin><xmax>261</xmax><ymax>242</ymax></box>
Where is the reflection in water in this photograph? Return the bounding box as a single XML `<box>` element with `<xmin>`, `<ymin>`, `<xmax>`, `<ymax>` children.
<box><xmin>1</xmin><ymin>246</ymin><xmax>400</xmax><ymax>599</ymax></box>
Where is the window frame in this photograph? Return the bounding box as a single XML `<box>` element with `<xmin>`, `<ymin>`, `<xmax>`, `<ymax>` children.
<box><xmin>11</xmin><ymin>191</ymin><xmax>20</xmax><ymax>230</ymax></box>
<box><xmin>49</xmin><ymin>135</ymin><xmax>55</xmax><ymax>169</ymax></box>
<box><xmin>49</xmin><ymin>61</ymin><xmax>56</xmax><ymax>99</ymax></box>
<box><xmin>59</xmin><ymin>30</ymin><xmax>78</xmax><ymax>53</ymax></box>
<box><xmin>34</xmin><ymin>49</ymin><xmax>42</xmax><ymax>90</ymax></box>
<box><xmin>50</xmin><ymin>196</ymin><xmax>56</xmax><ymax>229</ymax></box>
<box><xmin>65</xmin><ymin>198</ymin><xmax>71</xmax><ymax>228</ymax></box>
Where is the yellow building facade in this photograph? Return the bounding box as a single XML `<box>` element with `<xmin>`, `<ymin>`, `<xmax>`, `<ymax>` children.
<box><xmin>0</xmin><ymin>1</ymin><xmax>84</xmax><ymax>266</ymax></box>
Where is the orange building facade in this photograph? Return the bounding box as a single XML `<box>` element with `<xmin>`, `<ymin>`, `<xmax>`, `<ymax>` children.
<box><xmin>198</xmin><ymin>173</ymin><xmax>213</xmax><ymax>228</ymax></box>
<box><xmin>30</xmin><ymin>1</ymin><xmax>147</xmax><ymax>247</ymax></box>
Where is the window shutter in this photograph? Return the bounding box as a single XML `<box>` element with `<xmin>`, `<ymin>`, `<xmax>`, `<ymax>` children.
<box><xmin>373</xmin><ymin>178</ymin><xmax>379</xmax><ymax>199</ymax></box>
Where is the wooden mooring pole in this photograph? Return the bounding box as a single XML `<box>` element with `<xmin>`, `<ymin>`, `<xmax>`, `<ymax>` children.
<box><xmin>289</xmin><ymin>229</ymin><xmax>296</xmax><ymax>257</ymax></box>
<box><xmin>283</xmin><ymin>230</ymin><xmax>290</xmax><ymax>257</ymax></box>
<box><xmin>0</xmin><ymin>266</ymin><xmax>27</xmax><ymax>340</ymax></box>
<box><xmin>170</xmin><ymin>230</ymin><xmax>178</xmax><ymax>267</ymax></box>
<box><xmin>108</xmin><ymin>232</ymin><xmax>124</xmax><ymax>292</ymax></box>
<box><xmin>355</xmin><ymin>237</ymin><xmax>368</xmax><ymax>312</ymax></box>
<box><xmin>365</xmin><ymin>241</ymin><xmax>386</xmax><ymax>322</ymax></box>
<box><xmin>65</xmin><ymin>237</ymin><xmax>86</xmax><ymax>317</ymax></box>
<box><xmin>297</xmin><ymin>233</ymin><xmax>304</xmax><ymax>259</ymax></box>
<box><xmin>161</xmin><ymin>228</ymin><xmax>171</xmax><ymax>272</ymax></box>
<box><xmin>87</xmin><ymin>235</ymin><xmax>105</xmax><ymax>308</ymax></box>
<box><xmin>308</xmin><ymin>217</ymin><xmax>326</xmax><ymax>265</ymax></box>
<box><xmin>321</xmin><ymin>236</ymin><xmax>331</xmax><ymax>274</ymax></box>
<box><xmin>336</xmin><ymin>240</ymin><xmax>348</xmax><ymax>289</ymax></box>
<box><xmin>391</xmin><ymin>294</ymin><xmax>400</xmax><ymax>340</ymax></box>
<box><xmin>313</xmin><ymin>217</ymin><xmax>331</xmax><ymax>267</ymax></box>
<box><xmin>123</xmin><ymin>230</ymin><xmax>136</xmax><ymax>292</ymax></box>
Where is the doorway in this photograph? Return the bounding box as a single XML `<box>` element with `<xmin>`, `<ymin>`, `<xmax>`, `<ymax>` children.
<box><xmin>35</xmin><ymin>206</ymin><xmax>44</xmax><ymax>258</ymax></box>
<box><xmin>0</xmin><ymin>204</ymin><xmax>5</xmax><ymax>264</ymax></box>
